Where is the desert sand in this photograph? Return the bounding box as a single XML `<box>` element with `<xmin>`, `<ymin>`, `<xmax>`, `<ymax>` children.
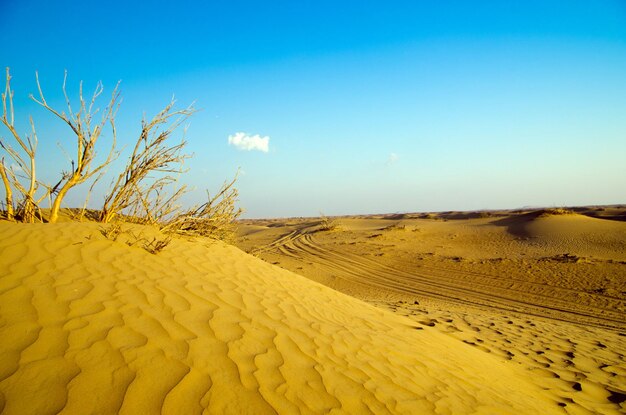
<box><xmin>0</xmin><ymin>207</ymin><xmax>623</xmax><ymax>414</ymax></box>
<box><xmin>236</xmin><ymin>207</ymin><xmax>626</xmax><ymax>414</ymax></box>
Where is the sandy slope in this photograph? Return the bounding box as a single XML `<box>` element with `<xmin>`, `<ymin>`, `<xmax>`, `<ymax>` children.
<box><xmin>236</xmin><ymin>209</ymin><xmax>626</xmax><ymax>414</ymax></box>
<box><xmin>0</xmin><ymin>222</ymin><xmax>564</xmax><ymax>414</ymax></box>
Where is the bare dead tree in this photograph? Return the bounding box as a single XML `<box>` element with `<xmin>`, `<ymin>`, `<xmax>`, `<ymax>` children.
<box><xmin>0</xmin><ymin>68</ymin><xmax>45</xmax><ymax>222</ymax></box>
<box><xmin>161</xmin><ymin>172</ymin><xmax>243</xmax><ymax>240</ymax></box>
<box><xmin>1</xmin><ymin>69</ymin><xmax>242</xmax><ymax>238</ymax></box>
<box><xmin>100</xmin><ymin>100</ymin><xmax>242</xmax><ymax>240</ymax></box>
<box><xmin>30</xmin><ymin>71</ymin><xmax>120</xmax><ymax>223</ymax></box>
<box><xmin>99</xmin><ymin>100</ymin><xmax>195</xmax><ymax>224</ymax></box>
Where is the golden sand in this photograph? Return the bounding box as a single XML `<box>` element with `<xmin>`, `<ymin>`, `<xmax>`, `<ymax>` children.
<box><xmin>0</xmin><ymin>220</ymin><xmax>569</xmax><ymax>414</ymax></box>
<box><xmin>236</xmin><ymin>208</ymin><xmax>626</xmax><ymax>414</ymax></box>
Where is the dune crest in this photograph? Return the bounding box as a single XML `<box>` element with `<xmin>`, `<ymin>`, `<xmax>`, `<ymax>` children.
<box><xmin>0</xmin><ymin>222</ymin><xmax>562</xmax><ymax>414</ymax></box>
<box><xmin>236</xmin><ymin>210</ymin><xmax>626</xmax><ymax>413</ymax></box>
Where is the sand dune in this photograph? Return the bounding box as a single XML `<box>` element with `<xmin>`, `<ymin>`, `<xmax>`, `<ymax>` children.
<box><xmin>239</xmin><ymin>216</ymin><xmax>626</xmax><ymax>328</ymax></box>
<box><xmin>0</xmin><ymin>221</ymin><xmax>565</xmax><ymax>414</ymax></box>
<box><xmin>236</xmin><ymin>208</ymin><xmax>626</xmax><ymax>414</ymax></box>
<box><xmin>492</xmin><ymin>210</ymin><xmax>626</xmax><ymax>258</ymax></box>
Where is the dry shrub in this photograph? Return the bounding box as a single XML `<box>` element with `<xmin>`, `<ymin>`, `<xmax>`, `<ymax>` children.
<box><xmin>101</xmin><ymin>225</ymin><xmax>171</xmax><ymax>254</ymax></box>
<box><xmin>141</xmin><ymin>235</ymin><xmax>171</xmax><ymax>254</ymax></box>
<box><xmin>1</xmin><ymin>69</ymin><xmax>242</xmax><ymax>241</ymax></box>
<box><xmin>31</xmin><ymin>71</ymin><xmax>120</xmax><ymax>223</ymax></box>
<box><xmin>100</xmin><ymin>100</ymin><xmax>194</xmax><ymax>224</ymax></box>
<box><xmin>100</xmin><ymin>223</ymin><xmax>122</xmax><ymax>241</ymax></box>
<box><xmin>161</xmin><ymin>173</ymin><xmax>242</xmax><ymax>241</ymax></box>
<box><xmin>1</xmin><ymin>68</ymin><xmax>46</xmax><ymax>222</ymax></box>
<box><xmin>1</xmin><ymin>68</ymin><xmax>119</xmax><ymax>223</ymax></box>
<box><xmin>99</xmin><ymin>100</ymin><xmax>242</xmax><ymax>241</ymax></box>
<box><xmin>318</xmin><ymin>213</ymin><xmax>338</xmax><ymax>232</ymax></box>
<box><xmin>538</xmin><ymin>208</ymin><xmax>575</xmax><ymax>217</ymax></box>
<box><xmin>97</xmin><ymin>98</ymin><xmax>242</xmax><ymax>242</ymax></box>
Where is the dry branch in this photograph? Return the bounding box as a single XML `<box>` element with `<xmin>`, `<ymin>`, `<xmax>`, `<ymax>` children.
<box><xmin>99</xmin><ymin>100</ymin><xmax>195</xmax><ymax>224</ymax></box>
<box><xmin>0</xmin><ymin>68</ymin><xmax>43</xmax><ymax>222</ymax></box>
<box><xmin>161</xmin><ymin>172</ymin><xmax>242</xmax><ymax>240</ymax></box>
<box><xmin>0</xmin><ymin>158</ymin><xmax>13</xmax><ymax>220</ymax></box>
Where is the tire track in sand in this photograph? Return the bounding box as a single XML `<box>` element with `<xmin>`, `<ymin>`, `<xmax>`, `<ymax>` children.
<box><xmin>270</xmin><ymin>232</ymin><xmax>626</xmax><ymax>330</ymax></box>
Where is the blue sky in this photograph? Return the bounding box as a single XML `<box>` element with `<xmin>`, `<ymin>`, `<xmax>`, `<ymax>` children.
<box><xmin>1</xmin><ymin>1</ymin><xmax>626</xmax><ymax>217</ymax></box>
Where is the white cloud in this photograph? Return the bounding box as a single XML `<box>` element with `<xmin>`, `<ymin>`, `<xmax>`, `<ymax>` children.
<box><xmin>228</xmin><ymin>132</ymin><xmax>270</xmax><ymax>153</ymax></box>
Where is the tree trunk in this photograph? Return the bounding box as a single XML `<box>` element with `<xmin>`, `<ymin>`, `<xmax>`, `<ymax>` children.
<box><xmin>48</xmin><ymin>178</ymin><xmax>76</xmax><ymax>223</ymax></box>
<box><xmin>0</xmin><ymin>163</ymin><xmax>14</xmax><ymax>221</ymax></box>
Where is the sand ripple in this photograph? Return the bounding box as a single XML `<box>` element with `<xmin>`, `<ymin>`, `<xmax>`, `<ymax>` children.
<box><xmin>0</xmin><ymin>222</ymin><xmax>562</xmax><ymax>414</ymax></box>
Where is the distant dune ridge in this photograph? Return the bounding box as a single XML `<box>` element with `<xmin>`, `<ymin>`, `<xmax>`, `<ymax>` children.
<box><xmin>0</xmin><ymin>221</ymin><xmax>566</xmax><ymax>414</ymax></box>
<box><xmin>236</xmin><ymin>207</ymin><xmax>626</xmax><ymax>414</ymax></box>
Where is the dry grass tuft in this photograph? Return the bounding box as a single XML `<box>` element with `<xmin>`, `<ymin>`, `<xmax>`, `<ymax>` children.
<box><xmin>538</xmin><ymin>208</ymin><xmax>576</xmax><ymax>217</ymax></box>
<box><xmin>122</xmin><ymin>229</ymin><xmax>172</xmax><ymax>254</ymax></box>
<box><xmin>141</xmin><ymin>236</ymin><xmax>172</xmax><ymax>254</ymax></box>
<box><xmin>100</xmin><ymin>223</ymin><xmax>171</xmax><ymax>254</ymax></box>
<box><xmin>161</xmin><ymin>174</ymin><xmax>242</xmax><ymax>241</ymax></box>
<box><xmin>100</xmin><ymin>223</ymin><xmax>122</xmax><ymax>241</ymax></box>
<box><xmin>317</xmin><ymin>213</ymin><xmax>339</xmax><ymax>232</ymax></box>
